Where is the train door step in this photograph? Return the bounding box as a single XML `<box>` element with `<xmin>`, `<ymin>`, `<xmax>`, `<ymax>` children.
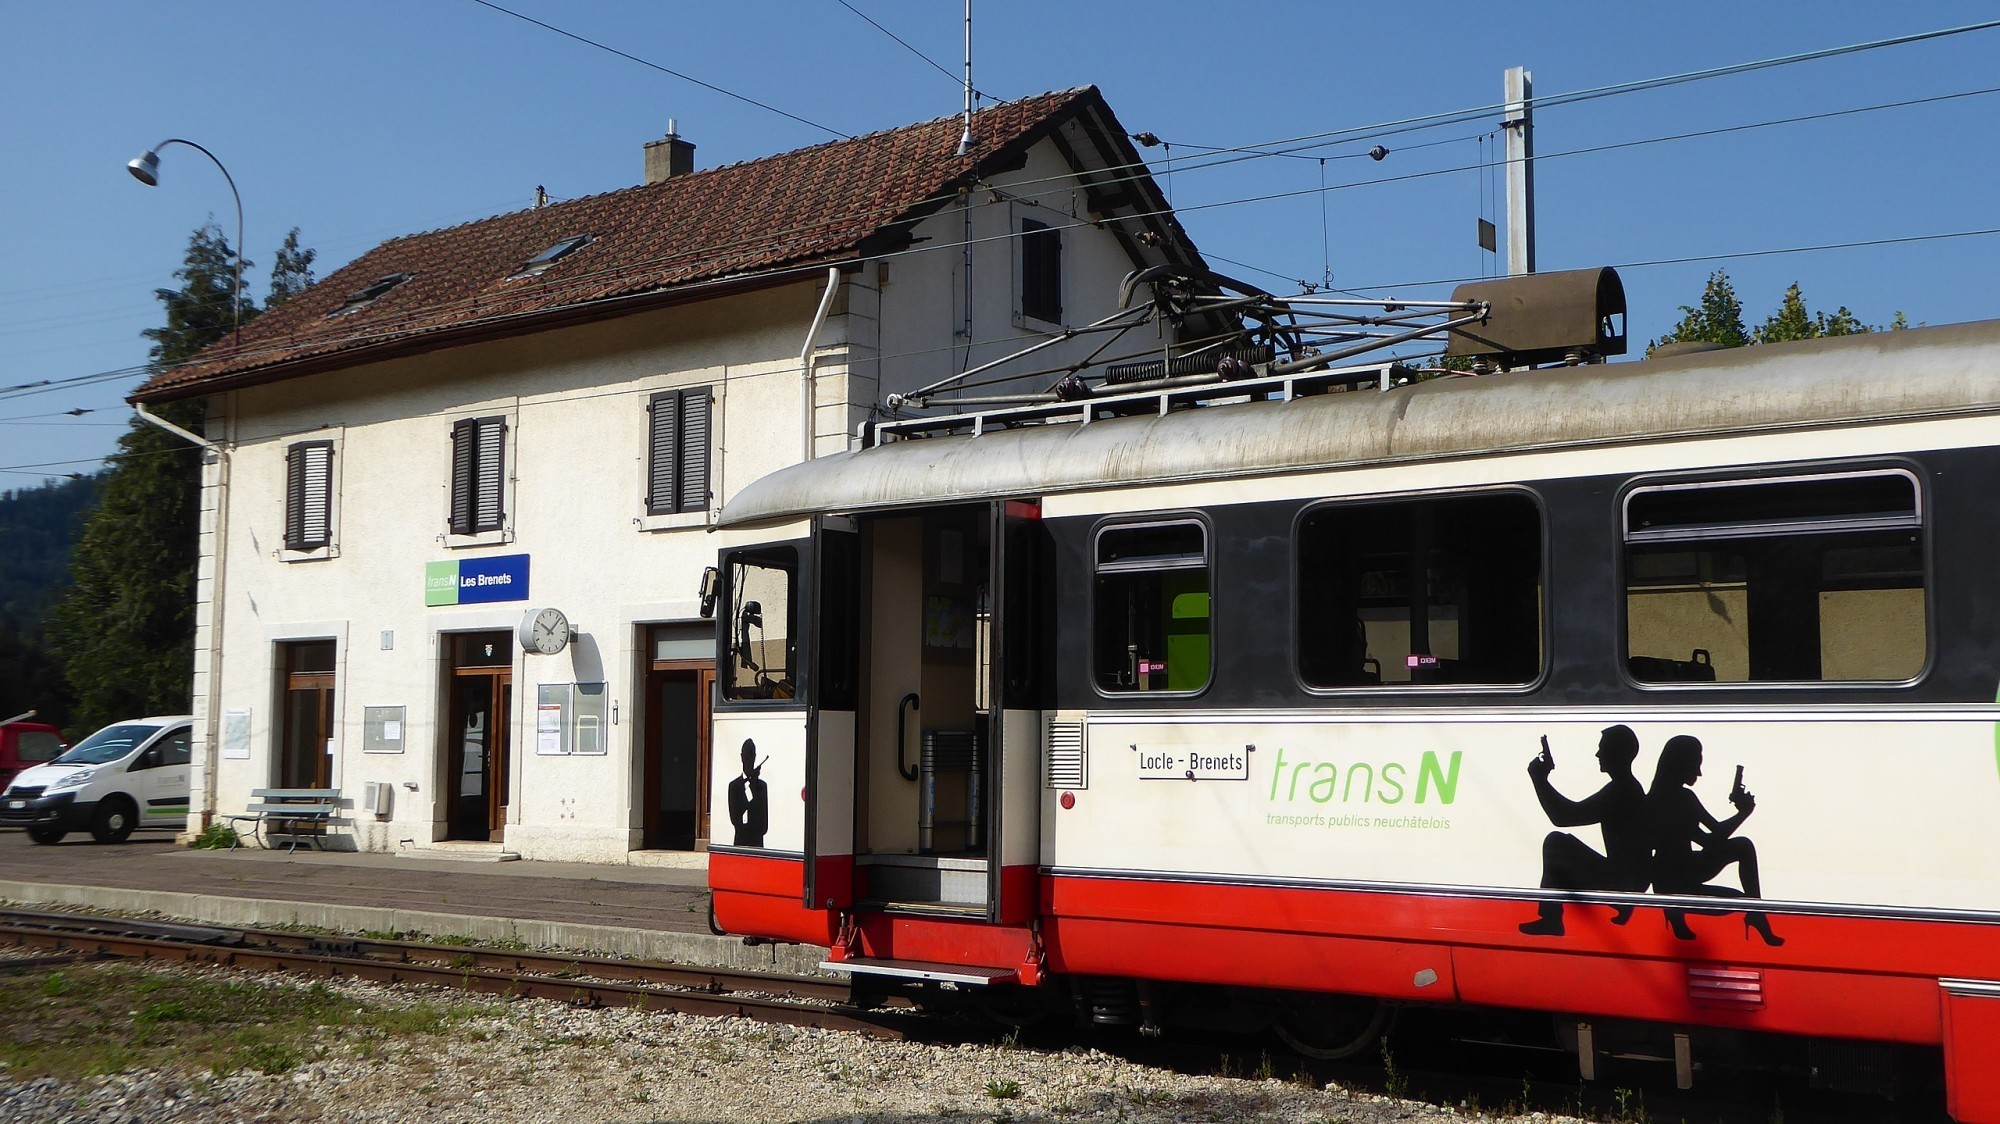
<box><xmin>820</xmin><ymin>957</ymin><xmax>1018</xmax><ymax>986</ymax></box>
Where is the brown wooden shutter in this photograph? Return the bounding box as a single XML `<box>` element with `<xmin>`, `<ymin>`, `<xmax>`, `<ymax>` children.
<box><xmin>646</xmin><ymin>387</ymin><xmax>712</xmax><ymax>516</ymax></box>
<box><xmin>450</xmin><ymin>419</ymin><xmax>477</xmax><ymax>535</ymax></box>
<box><xmin>285</xmin><ymin>442</ymin><xmax>333</xmax><ymax>551</ymax></box>
<box><xmin>646</xmin><ymin>390</ymin><xmax>680</xmax><ymax>515</ymax></box>
<box><xmin>473</xmin><ymin>417</ymin><xmax>506</xmax><ymax>531</ymax></box>
<box><xmin>678</xmin><ymin>388</ymin><xmax>711</xmax><ymax>513</ymax></box>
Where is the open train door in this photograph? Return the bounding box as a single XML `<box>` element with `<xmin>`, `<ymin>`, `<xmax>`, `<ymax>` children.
<box><xmin>988</xmin><ymin>500</ymin><xmax>1049</xmax><ymax>924</ymax></box>
<box><xmin>708</xmin><ymin>520</ymin><xmax>856</xmax><ymax>944</ymax></box>
<box><xmin>803</xmin><ymin>516</ymin><xmax>860</xmax><ymax>914</ymax></box>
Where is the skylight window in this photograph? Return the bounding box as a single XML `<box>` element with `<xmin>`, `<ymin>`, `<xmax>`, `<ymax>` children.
<box><xmin>326</xmin><ymin>273</ymin><xmax>412</xmax><ymax>318</ymax></box>
<box><xmin>509</xmin><ymin>234</ymin><xmax>594</xmax><ymax>280</ymax></box>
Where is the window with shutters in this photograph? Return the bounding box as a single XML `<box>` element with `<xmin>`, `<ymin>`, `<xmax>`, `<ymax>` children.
<box><xmin>1016</xmin><ymin>216</ymin><xmax>1062</xmax><ymax>328</ymax></box>
<box><xmin>646</xmin><ymin>386</ymin><xmax>712</xmax><ymax>517</ymax></box>
<box><xmin>283</xmin><ymin>441</ymin><xmax>335</xmax><ymax>554</ymax></box>
<box><xmin>449</xmin><ymin>416</ymin><xmax>508</xmax><ymax>537</ymax></box>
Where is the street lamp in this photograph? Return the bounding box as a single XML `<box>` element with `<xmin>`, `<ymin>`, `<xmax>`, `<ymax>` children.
<box><xmin>126</xmin><ymin>138</ymin><xmax>244</xmax><ymax>341</ymax></box>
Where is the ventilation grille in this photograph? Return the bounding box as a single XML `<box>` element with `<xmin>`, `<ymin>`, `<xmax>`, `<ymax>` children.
<box><xmin>1046</xmin><ymin>720</ymin><xmax>1086</xmax><ymax>789</ymax></box>
<box><xmin>1687</xmin><ymin>965</ymin><xmax>1763</xmax><ymax>1009</ymax></box>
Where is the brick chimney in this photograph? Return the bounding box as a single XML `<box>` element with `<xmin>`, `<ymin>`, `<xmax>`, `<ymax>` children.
<box><xmin>644</xmin><ymin>119</ymin><xmax>696</xmax><ymax>184</ymax></box>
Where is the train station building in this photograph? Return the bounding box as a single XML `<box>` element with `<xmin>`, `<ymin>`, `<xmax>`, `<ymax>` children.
<box><xmin>130</xmin><ymin>87</ymin><xmax>1209</xmax><ymax>863</ymax></box>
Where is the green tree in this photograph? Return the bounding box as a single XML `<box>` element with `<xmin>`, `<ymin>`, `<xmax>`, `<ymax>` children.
<box><xmin>51</xmin><ymin>225</ymin><xmax>257</xmax><ymax>732</ymax></box>
<box><xmin>1654</xmin><ymin>273</ymin><xmax>1905</xmax><ymax>355</ymax></box>
<box><xmin>1751</xmin><ymin>281</ymin><xmax>1878</xmax><ymax>344</ymax></box>
<box><xmin>143</xmin><ymin>220</ymin><xmax>256</xmax><ymax>360</ymax></box>
<box><xmin>0</xmin><ymin>476</ymin><xmax>98</xmax><ymax>727</ymax></box>
<box><xmin>1649</xmin><ymin>270</ymin><xmax>1748</xmax><ymax>353</ymax></box>
<box><xmin>266</xmin><ymin>226</ymin><xmax>316</xmax><ymax>310</ymax></box>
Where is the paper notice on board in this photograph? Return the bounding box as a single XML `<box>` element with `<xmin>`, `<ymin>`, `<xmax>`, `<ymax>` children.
<box><xmin>536</xmin><ymin>703</ymin><xmax>564</xmax><ymax>755</ymax></box>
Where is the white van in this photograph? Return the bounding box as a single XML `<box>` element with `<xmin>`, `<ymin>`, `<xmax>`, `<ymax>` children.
<box><xmin>0</xmin><ymin>716</ymin><xmax>192</xmax><ymax>844</ymax></box>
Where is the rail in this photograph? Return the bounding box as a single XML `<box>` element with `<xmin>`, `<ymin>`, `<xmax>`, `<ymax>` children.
<box><xmin>0</xmin><ymin>907</ymin><xmax>910</xmax><ymax>1036</ymax></box>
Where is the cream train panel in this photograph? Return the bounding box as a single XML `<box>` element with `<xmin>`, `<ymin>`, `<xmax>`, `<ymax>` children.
<box><xmin>1039</xmin><ymin>414</ymin><xmax>2000</xmax><ymax>521</ymax></box>
<box><xmin>711</xmin><ymin>711</ymin><xmax>808</xmax><ymax>855</ymax></box>
<box><xmin>1043</xmin><ymin>708</ymin><xmax>2000</xmax><ymax>915</ymax></box>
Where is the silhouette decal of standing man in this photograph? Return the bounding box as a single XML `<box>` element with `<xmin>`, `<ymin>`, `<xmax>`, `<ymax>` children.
<box><xmin>727</xmin><ymin>738</ymin><xmax>768</xmax><ymax>848</ymax></box>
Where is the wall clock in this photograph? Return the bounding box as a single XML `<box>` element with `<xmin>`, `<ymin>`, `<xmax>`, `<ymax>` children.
<box><xmin>518</xmin><ymin>606</ymin><xmax>572</xmax><ymax>655</ymax></box>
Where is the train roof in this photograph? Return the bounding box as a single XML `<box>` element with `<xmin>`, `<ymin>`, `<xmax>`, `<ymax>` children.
<box><xmin>719</xmin><ymin>317</ymin><xmax>2000</xmax><ymax>528</ymax></box>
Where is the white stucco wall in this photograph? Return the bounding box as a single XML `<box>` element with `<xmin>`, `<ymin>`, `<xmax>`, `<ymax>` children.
<box><xmin>192</xmin><ymin>130</ymin><xmax>1169</xmax><ymax>863</ymax></box>
<box><xmin>872</xmin><ymin>127</ymin><xmax>1158</xmax><ymax>415</ymax></box>
<box><xmin>200</xmin><ymin>284</ymin><xmax>820</xmax><ymax>861</ymax></box>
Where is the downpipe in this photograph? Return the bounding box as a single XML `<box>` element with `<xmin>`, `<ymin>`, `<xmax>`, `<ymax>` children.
<box><xmin>799</xmin><ymin>267</ymin><xmax>842</xmax><ymax>462</ymax></box>
<box><xmin>134</xmin><ymin>402</ymin><xmax>226</xmax><ymax>833</ymax></box>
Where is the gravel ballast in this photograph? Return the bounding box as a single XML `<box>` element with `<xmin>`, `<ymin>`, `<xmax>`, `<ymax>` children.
<box><xmin>0</xmin><ymin>969</ymin><xmax>1592</xmax><ymax>1123</ymax></box>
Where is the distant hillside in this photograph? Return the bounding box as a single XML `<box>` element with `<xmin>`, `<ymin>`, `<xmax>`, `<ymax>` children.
<box><xmin>0</xmin><ymin>474</ymin><xmax>99</xmax><ymax>729</ymax></box>
<box><xmin>0</xmin><ymin>474</ymin><xmax>102</xmax><ymax>624</ymax></box>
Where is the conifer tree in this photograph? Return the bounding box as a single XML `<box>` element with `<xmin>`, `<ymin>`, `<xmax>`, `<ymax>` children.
<box><xmin>1754</xmin><ymin>282</ymin><xmax>1879</xmax><ymax>344</ymax></box>
<box><xmin>267</xmin><ymin>227</ymin><xmax>316</xmax><ymax>310</ymax></box>
<box><xmin>51</xmin><ymin>224</ymin><xmax>264</xmax><ymax>730</ymax></box>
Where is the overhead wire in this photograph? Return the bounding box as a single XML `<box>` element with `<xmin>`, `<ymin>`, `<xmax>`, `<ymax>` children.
<box><xmin>835</xmin><ymin>0</ymin><xmax>987</xmax><ymax>98</ymax></box>
<box><xmin>464</xmin><ymin>0</ymin><xmax>851</xmax><ymax>139</ymax></box>
<box><xmin>15</xmin><ymin>35</ymin><xmax>1997</xmax><ymax>357</ymax></box>
<box><xmin>1123</xmin><ymin>18</ymin><xmax>2000</xmax><ymax>173</ymax></box>
<box><xmin>3</xmin><ymin>216</ymin><xmax>1997</xmax><ymax>480</ymax></box>
<box><xmin>15</xmin><ymin>73</ymin><xmax>1998</xmax><ymax>417</ymax></box>
<box><xmin>9</xmin><ymin>23</ymin><xmax>2000</xmax><ymax>471</ymax></box>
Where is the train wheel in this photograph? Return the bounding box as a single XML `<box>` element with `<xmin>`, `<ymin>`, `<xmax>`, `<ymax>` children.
<box><xmin>1273</xmin><ymin>996</ymin><xmax>1390</xmax><ymax>1060</ymax></box>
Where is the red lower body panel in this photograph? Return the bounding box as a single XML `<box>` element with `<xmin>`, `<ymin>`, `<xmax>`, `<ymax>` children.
<box><xmin>709</xmin><ymin>851</ymin><xmax>837</xmax><ymax>946</ymax></box>
<box><xmin>1041</xmin><ymin>874</ymin><xmax>2000</xmax><ymax>1046</ymax></box>
<box><xmin>1944</xmin><ymin>985</ymin><xmax>2000</xmax><ymax>1122</ymax></box>
<box><xmin>712</xmin><ymin>862</ymin><xmax>2000</xmax><ymax>1113</ymax></box>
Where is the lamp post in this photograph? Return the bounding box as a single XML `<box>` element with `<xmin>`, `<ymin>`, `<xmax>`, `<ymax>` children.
<box><xmin>127</xmin><ymin>138</ymin><xmax>244</xmax><ymax>342</ymax></box>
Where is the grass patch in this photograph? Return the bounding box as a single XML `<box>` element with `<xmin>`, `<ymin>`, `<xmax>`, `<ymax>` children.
<box><xmin>0</xmin><ymin>963</ymin><xmax>495</xmax><ymax>1081</ymax></box>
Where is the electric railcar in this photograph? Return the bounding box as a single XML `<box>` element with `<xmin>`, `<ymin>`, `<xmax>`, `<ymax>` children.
<box><xmin>705</xmin><ymin>274</ymin><xmax>2000</xmax><ymax>1121</ymax></box>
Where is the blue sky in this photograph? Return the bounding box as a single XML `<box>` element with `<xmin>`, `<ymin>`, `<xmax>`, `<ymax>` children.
<box><xmin>4</xmin><ymin>2</ymin><xmax>1997</xmax><ymax>487</ymax></box>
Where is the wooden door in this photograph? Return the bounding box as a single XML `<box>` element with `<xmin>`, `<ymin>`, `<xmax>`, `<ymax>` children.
<box><xmin>643</xmin><ymin>662</ymin><xmax>713</xmax><ymax>850</ymax></box>
<box><xmin>445</xmin><ymin>632</ymin><xmax>512</xmax><ymax>842</ymax></box>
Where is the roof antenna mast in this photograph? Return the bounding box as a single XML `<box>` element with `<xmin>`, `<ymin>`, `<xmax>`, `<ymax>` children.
<box><xmin>955</xmin><ymin>0</ymin><xmax>974</xmax><ymax>156</ymax></box>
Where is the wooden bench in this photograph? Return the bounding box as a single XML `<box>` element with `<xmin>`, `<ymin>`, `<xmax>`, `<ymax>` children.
<box><xmin>228</xmin><ymin>788</ymin><xmax>341</xmax><ymax>853</ymax></box>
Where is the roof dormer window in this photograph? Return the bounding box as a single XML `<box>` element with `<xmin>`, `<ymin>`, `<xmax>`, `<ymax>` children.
<box><xmin>509</xmin><ymin>234</ymin><xmax>594</xmax><ymax>280</ymax></box>
<box><xmin>326</xmin><ymin>273</ymin><xmax>412</xmax><ymax>318</ymax></box>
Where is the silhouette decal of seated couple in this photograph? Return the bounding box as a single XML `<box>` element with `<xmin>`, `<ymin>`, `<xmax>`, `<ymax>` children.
<box><xmin>1521</xmin><ymin>724</ymin><xmax>1781</xmax><ymax>946</ymax></box>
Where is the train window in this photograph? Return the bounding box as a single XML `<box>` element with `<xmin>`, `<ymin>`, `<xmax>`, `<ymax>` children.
<box><xmin>722</xmin><ymin>547</ymin><xmax>799</xmax><ymax>701</ymax></box>
<box><xmin>1297</xmin><ymin>492</ymin><xmax>1543</xmax><ymax>688</ymax></box>
<box><xmin>1624</xmin><ymin>469</ymin><xmax>1925</xmax><ymax>683</ymax></box>
<box><xmin>1093</xmin><ymin>520</ymin><xmax>1209</xmax><ymax>694</ymax></box>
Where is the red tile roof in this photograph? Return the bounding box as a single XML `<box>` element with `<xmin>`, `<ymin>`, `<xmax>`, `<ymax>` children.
<box><xmin>137</xmin><ymin>87</ymin><xmax>1174</xmax><ymax>401</ymax></box>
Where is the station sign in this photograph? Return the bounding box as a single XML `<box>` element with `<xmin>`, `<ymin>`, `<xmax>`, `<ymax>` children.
<box><xmin>425</xmin><ymin>554</ymin><xmax>530</xmax><ymax>606</ymax></box>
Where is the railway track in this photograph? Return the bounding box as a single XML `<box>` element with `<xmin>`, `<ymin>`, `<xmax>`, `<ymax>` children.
<box><xmin>0</xmin><ymin>906</ymin><xmax>910</xmax><ymax>1037</ymax></box>
<box><xmin>0</xmin><ymin>907</ymin><xmax>1945</xmax><ymax>1122</ymax></box>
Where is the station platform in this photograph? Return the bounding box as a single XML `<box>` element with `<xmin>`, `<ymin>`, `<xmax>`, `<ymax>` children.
<box><xmin>0</xmin><ymin>829</ymin><xmax>826</xmax><ymax>976</ymax></box>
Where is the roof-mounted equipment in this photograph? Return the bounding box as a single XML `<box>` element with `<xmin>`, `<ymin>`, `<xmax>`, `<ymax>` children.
<box><xmin>1445</xmin><ymin>267</ymin><xmax>1626</xmax><ymax>370</ymax></box>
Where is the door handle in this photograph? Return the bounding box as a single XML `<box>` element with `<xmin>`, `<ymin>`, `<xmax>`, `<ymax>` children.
<box><xmin>896</xmin><ymin>692</ymin><xmax>921</xmax><ymax>781</ymax></box>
